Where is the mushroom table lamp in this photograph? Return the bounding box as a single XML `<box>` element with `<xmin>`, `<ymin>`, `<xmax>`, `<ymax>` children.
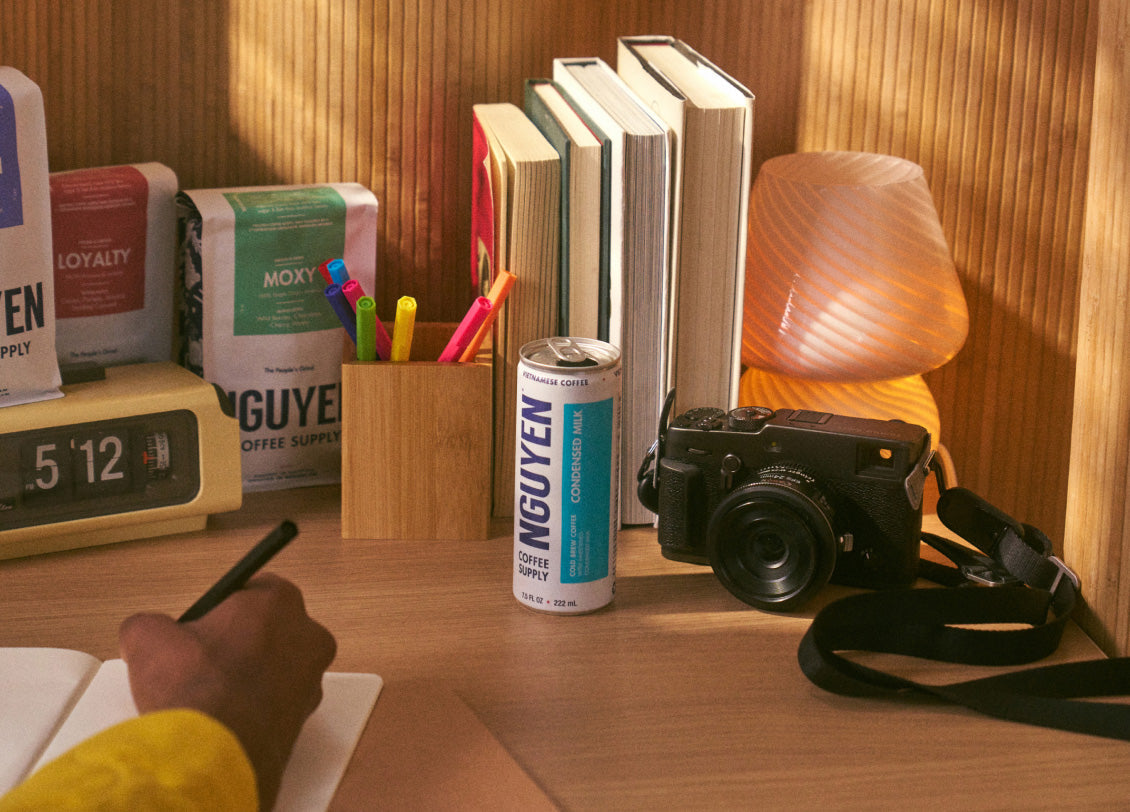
<box><xmin>740</xmin><ymin>151</ymin><xmax>968</xmax><ymax>480</ymax></box>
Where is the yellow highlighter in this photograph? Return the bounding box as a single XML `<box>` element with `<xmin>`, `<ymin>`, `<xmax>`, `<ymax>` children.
<box><xmin>390</xmin><ymin>296</ymin><xmax>417</xmax><ymax>361</ymax></box>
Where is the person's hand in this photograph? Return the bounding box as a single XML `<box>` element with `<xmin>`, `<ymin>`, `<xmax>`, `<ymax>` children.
<box><xmin>118</xmin><ymin>573</ymin><xmax>336</xmax><ymax>809</ymax></box>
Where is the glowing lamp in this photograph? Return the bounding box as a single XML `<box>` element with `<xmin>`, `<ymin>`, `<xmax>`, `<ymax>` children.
<box><xmin>742</xmin><ymin>151</ymin><xmax>968</xmax><ymax>382</ymax></box>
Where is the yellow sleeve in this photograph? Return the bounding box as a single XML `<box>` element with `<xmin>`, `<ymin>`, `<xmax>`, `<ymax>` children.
<box><xmin>0</xmin><ymin>709</ymin><xmax>258</xmax><ymax>812</ymax></box>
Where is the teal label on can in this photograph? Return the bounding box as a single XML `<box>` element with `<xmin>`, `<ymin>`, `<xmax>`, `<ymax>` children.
<box><xmin>561</xmin><ymin>397</ymin><xmax>613</xmax><ymax>582</ymax></box>
<box><xmin>514</xmin><ymin>336</ymin><xmax>621</xmax><ymax>614</ymax></box>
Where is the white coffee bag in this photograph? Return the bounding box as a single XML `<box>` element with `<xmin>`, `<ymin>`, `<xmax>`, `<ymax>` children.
<box><xmin>51</xmin><ymin>162</ymin><xmax>178</xmax><ymax>369</ymax></box>
<box><xmin>0</xmin><ymin>67</ymin><xmax>62</xmax><ymax>407</ymax></box>
<box><xmin>179</xmin><ymin>184</ymin><xmax>378</xmax><ymax>491</ymax></box>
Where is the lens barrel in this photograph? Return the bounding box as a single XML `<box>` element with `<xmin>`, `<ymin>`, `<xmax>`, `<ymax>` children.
<box><xmin>706</xmin><ymin>470</ymin><xmax>837</xmax><ymax>611</ymax></box>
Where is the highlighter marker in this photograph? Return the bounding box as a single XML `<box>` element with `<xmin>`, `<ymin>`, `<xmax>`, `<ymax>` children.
<box><xmin>438</xmin><ymin>296</ymin><xmax>492</xmax><ymax>362</ymax></box>
<box><xmin>317</xmin><ymin>259</ymin><xmax>334</xmax><ymax>286</ymax></box>
<box><xmin>328</xmin><ymin>258</ymin><xmax>350</xmax><ymax>285</ymax></box>
<box><xmin>356</xmin><ymin>296</ymin><xmax>378</xmax><ymax>361</ymax></box>
<box><xmin>373</xmin><ymin>312</ymin><xmax>393</xmax><ymax>361</ymax></box>
<box><xmin>325</xmin><ymin>283</ymin><xmax>357</xmax><ymax>343</ymax></box>
<box><xmin>390</xmin><ymin>296</ymin><xmax>417</xmax><ymax>361</ymax></box>
<box><xmin>342</xmin><ymin>279</ymin><xmax>365</xmax><ymax>310</ymax></box>
<box><xmin>459</xmin><ymin>270</ymin><xmax>516</xmax><ymax>362</ymax></box>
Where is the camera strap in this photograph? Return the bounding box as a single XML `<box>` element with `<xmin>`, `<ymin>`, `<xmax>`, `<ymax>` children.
<box><xmin>797</xmin><ymin>486</ymin><xmax>1130</xmax><ymax>741</ymax></box>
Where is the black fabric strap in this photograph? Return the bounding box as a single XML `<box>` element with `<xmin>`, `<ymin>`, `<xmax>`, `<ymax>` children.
<box><xmin>797</xmin><ymin>487</ymin><xmax>1130</xmax><ymax>741</ymax></box>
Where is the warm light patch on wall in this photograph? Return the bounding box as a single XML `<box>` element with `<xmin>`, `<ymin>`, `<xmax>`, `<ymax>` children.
<box><xmin>226</xmin><ymin>3</ymin><xmax>361</xmax><ymax>183</ymax></box>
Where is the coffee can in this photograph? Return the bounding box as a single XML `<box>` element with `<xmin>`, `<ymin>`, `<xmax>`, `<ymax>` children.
<box><xmin>514</xmin><ymin>337</ymin><xmax>621</xmax><ymax>613</ymax></box>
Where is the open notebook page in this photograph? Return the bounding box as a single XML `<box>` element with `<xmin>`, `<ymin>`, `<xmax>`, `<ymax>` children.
<box><xmin>32</xmin><ymin>658</ymin><xmax>382</xmax><ymax>812</ymax></box>
<box><xmin>0</xmin><ymin>647</ymin><xmax>104</xmax><ymax>794</ymax></box>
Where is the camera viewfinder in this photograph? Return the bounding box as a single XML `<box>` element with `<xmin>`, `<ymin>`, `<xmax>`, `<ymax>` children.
<box><xmin>856</xmin><ymin>443</ymin><xmax>903</xmax><ymax>480</ymax></box>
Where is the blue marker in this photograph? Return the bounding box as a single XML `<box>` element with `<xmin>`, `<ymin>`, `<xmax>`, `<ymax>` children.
<box><xmin>325</xmin><ymin>283</ymin><xmax>357</xmax><ymax>343</ymax></box>
<box><xmin>328</xmin><ymin>258</ymin><xmax>350</xmax><ymax>285</ymax></box>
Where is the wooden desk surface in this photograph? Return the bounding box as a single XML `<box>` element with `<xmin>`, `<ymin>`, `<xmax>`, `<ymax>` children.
<box><xmin>1</xmin><ymin>486</ymin><xmax>1126</xmax><ymax>809</ymax></box>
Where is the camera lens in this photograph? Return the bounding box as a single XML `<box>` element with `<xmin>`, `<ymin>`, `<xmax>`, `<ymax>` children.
<box><xmin>750</xmin><ymin>532</ymin><xmax>789</xmax><ymax>568</ymax></box>
<box><xmin>705</xmin><ymin>470</ymin><xmax>837</xmax><ymax>612</ymax></box>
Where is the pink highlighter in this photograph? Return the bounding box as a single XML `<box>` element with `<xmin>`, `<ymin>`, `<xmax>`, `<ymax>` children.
<box><xmin>437</xmin><ymin>296</ymin><xmax>492</xmax><ymax>362</ymax></box>
<box><xmin>341</xmin><ymin>279</ymin><xmax>365</xmax><ymax>310</ymax></box>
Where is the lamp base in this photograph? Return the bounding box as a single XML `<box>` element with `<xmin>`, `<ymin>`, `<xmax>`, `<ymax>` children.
<box><xmin>739</xmin><ymin>366</ymin><xmax>942</xmax><ymax>442</ymax></box>
<box><xmin>739</xmin><ymin>366</ymin><xmax>958</xmax><ymax>513</ymax></box>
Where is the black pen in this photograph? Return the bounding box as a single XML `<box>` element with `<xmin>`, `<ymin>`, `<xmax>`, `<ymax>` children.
<box><xmin>177</xmin><ymin>520</ymin><xmax>299</xmax><ymax>623</ymax></box>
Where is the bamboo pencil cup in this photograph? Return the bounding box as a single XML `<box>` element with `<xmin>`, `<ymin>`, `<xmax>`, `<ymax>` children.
<box><xmin>341</xmin><ymin>322</ymin><xmax>492</xmax><ymax>540</ymax></box>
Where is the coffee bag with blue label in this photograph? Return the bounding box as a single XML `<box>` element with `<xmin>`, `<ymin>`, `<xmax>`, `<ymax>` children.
<box><xmin>0</xmin><ymin>67</ymin><xmax>62</xmax><ymax>408</ymax></box>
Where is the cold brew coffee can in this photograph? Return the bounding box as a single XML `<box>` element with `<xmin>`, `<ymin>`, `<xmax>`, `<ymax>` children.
<box><xmin>514</xmin><ymin>337</ymin><xmax>621</xmax><ymax>613</ymax></box>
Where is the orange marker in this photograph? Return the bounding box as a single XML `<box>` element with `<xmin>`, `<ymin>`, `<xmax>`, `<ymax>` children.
<box><xmin>459</xmin><ymin>270</ymin><xmax>515</xmax><ymax>362</ymax></box>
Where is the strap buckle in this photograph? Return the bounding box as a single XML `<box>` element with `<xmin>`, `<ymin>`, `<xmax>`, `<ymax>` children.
<box><xmin>959</xmin><ymin>562</ymin><xmax>1021</xmax><ymax>587</ymax></box>
<box><xmin>1047</xmin><ymin>555</ymin><xmax>1080</xmax><ymax>596</ymax></box>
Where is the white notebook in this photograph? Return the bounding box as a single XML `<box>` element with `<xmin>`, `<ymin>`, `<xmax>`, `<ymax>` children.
<box><xmin>0</xmin><ymin>647</ymin><xmax>382</xmax><ymax>811</ymax></box>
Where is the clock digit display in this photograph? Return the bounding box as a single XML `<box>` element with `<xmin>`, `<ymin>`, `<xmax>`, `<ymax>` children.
<box><xmin>72</xmin><ymin>432</ymin><xmax>132</xmax><ymax>498</ymax></box>
<box><xmin>33</xmin><ymin>442</ymin><xmax>64</xmax><ymax>491</ymax></box>
<box><xmin>0</xmin><ymin>411</ymin><xmax>201</xmax><ymax>531</ymax></box>
<box><xmin>21</xmin><ymin>436</ymin><xmax>74</xmax><ymax>505</ymax></box>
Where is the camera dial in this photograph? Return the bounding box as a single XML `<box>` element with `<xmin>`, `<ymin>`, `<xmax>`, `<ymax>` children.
<box><xmin>673</xmin><ymin>407</ymin><xmax>727</xmax><ymax>431</ymax></box>
<box><xmin>706</xmin><ymin>467</ymin><xmax>838</xmax><ymax>612</ymax></box>
<box><xmin>728</xmin><ymin>406</ymin><xmax>774</xmax><ymax>431</ymax></box>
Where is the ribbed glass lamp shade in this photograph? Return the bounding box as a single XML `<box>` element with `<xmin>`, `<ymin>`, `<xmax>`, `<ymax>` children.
<box><xmin>742</xmin><ymin>151</ymin><xmax>968</xmax><ymax>381</ymax></box>
<box><xmin>738</xmin><ymin>365</ymin><xmax>941</xmax><ymax>443</ymax></box>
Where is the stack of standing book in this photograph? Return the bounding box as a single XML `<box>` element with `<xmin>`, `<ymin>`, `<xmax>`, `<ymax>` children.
<box><xmin>617</xmin><ymin>37</ymin><xmax>756</xmax><ymax>422</ymax></box>
<box><xmin>474</xmin><ymin>37</ymin><xmax>754</xmax><ymax>525</ymax></box>
<box><xmin>551</xmin><ymin>56</ymin><xmax>671</xmax><ymax>526</ymax></box>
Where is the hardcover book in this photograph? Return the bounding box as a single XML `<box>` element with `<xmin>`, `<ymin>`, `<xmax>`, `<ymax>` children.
<box><xmin>552</xmin><ymin>57</ymin><xmax>671</xmax><ymax>525</ymax></box>
<box><xmin>617</xmin><ymin>36</ymin><xmax>755</xmax><ymax>418</ymax></box>
<box><xmin>524</xmin><ymin>78</ymin><xmax>610</xmax><ymax>341</ymax></box>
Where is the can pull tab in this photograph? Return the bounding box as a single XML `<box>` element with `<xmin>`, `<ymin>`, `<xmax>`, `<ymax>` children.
<box><xmin>547</xmin><ymin>337</ymin><xmax>597</xmax><ymax>367</ymax></box>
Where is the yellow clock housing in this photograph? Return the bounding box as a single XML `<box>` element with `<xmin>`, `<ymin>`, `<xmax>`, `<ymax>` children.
<box><xmin>0</xmin><ymin>362</ymin><xmax>242</xmax><ymax>559</ymax></box>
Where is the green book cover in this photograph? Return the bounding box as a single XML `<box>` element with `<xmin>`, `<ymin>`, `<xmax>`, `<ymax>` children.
<box><xmin>524</xmin><ymin>78</ymin><xmax>611</xmax><ymax>342</ymax></box>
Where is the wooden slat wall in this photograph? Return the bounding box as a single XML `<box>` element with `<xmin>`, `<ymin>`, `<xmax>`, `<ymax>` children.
<box><xmin>1065</xmin><ymin>0</ymin><xmax>1130</xmax><ymax>656</ymax></box>
<box><xmin>1</xmin><ymin>0</ymin><xmax>805</xmax><ymax>320</ymax></box>
<box><xmin>797</xmin><ymin>1</ymin><xmax>1096</xmax><ymax>546</ymax></box>
<box><xmin>0</xmin><ymin>1</ymin><xmax>1107</xmax><ymax>562</ymax></box>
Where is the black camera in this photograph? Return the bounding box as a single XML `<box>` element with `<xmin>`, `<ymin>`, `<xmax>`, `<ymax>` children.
<box><xmin>637</xmin><ymin>391</ymin><xmax>933</xmax><ymax>611</ymax></box>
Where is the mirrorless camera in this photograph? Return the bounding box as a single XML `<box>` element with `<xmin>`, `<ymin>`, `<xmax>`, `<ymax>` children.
<box><xmin>637</xmin><ymin>392</ymin><xmax>933</xmax><ymax>611</ymax></box>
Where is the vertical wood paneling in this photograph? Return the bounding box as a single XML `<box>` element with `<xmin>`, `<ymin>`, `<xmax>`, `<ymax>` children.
<box><xmin>2</xmin><ymin>0</ymin><xmax>808</xmax><ymax>320</ymax></box>
<box><xmin>0</xmin><ymin>1</ymin><xmax>1111</xmax><ymax>586</ymax></box>
<box><xmin>1065</xmin><ymin>0</ymin><xmax>1130</xmax><ymax>656</ymax></box>
<box><xmin>797</xmin><ymin>0</ymin><xmax>1095</xmax><ymax>546</ymax></box>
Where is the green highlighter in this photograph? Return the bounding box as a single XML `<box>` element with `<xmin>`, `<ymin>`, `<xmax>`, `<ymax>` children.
<box><xmin>356</xmin><ymin>296</ymin><xmax>378</xmax><ymax>361</ymax></box>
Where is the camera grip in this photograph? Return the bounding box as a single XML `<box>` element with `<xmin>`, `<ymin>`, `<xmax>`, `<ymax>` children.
<box><xmin>656</xmin><ymin>459</ymin><xmax>707</xmax><ymax>561</ymax></box>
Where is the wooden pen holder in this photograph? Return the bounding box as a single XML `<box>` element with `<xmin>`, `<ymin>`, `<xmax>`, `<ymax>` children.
<box><xmin>341</xmin><ymin>323</ymin><xmax>492</xmax><ymax>540</ymax></box>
